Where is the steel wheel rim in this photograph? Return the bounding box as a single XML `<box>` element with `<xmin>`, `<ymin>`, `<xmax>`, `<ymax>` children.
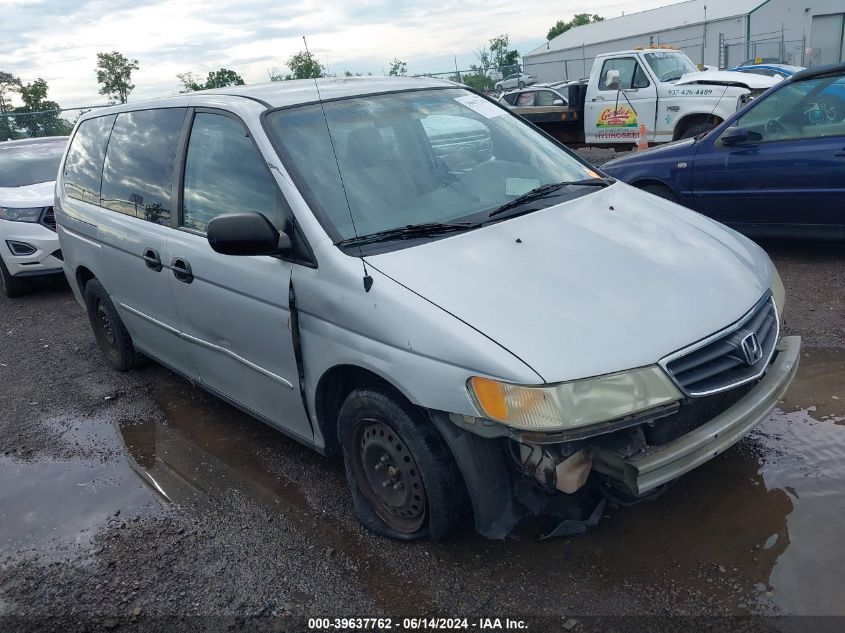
<box><xmin>353</xmin><ymin>419</ymin><xmax>426</xmax><ymax>533</ymax></box>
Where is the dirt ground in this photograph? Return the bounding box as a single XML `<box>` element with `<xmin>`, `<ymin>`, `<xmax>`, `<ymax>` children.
<box><xmin>1</xmin><ymin>198</ymin><xmax>844</xmax><ymax>631</ymax></box>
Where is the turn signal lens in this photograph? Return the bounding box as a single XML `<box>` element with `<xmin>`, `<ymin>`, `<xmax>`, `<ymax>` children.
<box><xmin>468</xmin><ymin>367</ymin><xmax>682</xmax><ymax>432</ymax></box>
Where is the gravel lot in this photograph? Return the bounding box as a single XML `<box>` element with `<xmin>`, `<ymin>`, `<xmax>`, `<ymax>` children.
<box><xmin>1</xmin><ymin>180</ymin><xmax>844</xmax><ymax>631</ymax></box>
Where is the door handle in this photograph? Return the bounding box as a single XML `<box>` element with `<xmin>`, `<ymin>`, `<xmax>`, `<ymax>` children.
<box><xmin>171</xmin><ymin>258</ymin><xmax>193</xmax><ymax>284</ymax></box>
<box><xmin>142</xmin><ymin>248</ymin><xmax>162</xmax><ymax>272</ymax></box>
<box><xmin>835</xmin><ymin>150</ymin><xmax>845</xmax><ymax>158</ymax></box>
<box><xmin>591</xmin><ymin>96</ymin><xmax>605</xmax><ymax>102</ymax></box>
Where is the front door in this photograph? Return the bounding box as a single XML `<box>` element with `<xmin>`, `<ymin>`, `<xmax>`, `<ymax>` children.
<box><xmin>585</xmin><ymin>56</ymin><xmax>657</xmax><ymax>145</ymax></box>
<box><xmin>691</xmin><ymin>72</ymin><xmax>845</xmax><ymax>232</ymax></box>
<box><xmin>166</xmin><ymin>110</ymin><xmax>313</xmax><ymax>442</ymax></box>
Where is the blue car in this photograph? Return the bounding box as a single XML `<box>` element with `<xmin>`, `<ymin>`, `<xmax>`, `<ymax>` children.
<box><xmin>602</xmin><ymin>63</ymin><xmax>845</xmax><ymax>240</ymax></box>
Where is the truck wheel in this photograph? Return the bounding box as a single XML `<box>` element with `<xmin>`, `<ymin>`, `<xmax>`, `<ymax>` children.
<box><xmin>0</xmin><ymin>257</ymin><xmax>29</xmax><ymax>298</ymax></box>
<box><xmin>338</xmin><ymin>386</ymin><xmax>466</xmax><ymax>540</ymax></box>
<box><xmin>639</xmin><ymin>183</ymin><xmax>680</xmax><ymax>204</ymax></box>
<box><xmin>679</xmin><ymin>123</ymin><xmax>715</xmax><ymax>139</ymax></box>
<box><xmin>83</xmin><ymin>279</ymin><xmax>144</xmax><ymax>371</ymax></box>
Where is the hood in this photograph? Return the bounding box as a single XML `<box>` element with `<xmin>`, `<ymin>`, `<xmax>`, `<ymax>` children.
<box><xmin>0</xmin><ymin>181</ymin><xmax>55</xmax><ymax>208</ymax></box>
<box><xmin>602</xmin><ymin>137</ymin><xmax>696</xmax><ymax>171</ymax></box>
<box><xmin>676</xmin><ymin>70</ymin><xmax>778</xmax><ymax>90</ymax></box>
<box><xmin>367</xmin><ymin>184</ymin><xmax>772</xmax><ymax>383</ymax></box>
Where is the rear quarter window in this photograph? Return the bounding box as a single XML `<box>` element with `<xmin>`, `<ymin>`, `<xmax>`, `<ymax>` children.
<box><xmin>63</xmin><ymin>115</ymin><xmax>116</xmax><ymax>205</ymax></box>
<box><xmin>100</xmin><ymin>108</ymin><xmax>187</xmax><ymax>225</ymax></box>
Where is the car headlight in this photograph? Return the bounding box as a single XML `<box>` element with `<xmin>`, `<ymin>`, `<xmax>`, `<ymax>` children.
<box><xmin>0</xmin><ymin>206</ymin><xmax>42</xmax><ymax>222</ymax></box>
<box><xmin>468</xmin><ymin>367</ymin><xmax>682</xmax><ymax>432</ymax></box>
<box><xmin>772</xmin><ymin>266</ymin><xmax>785</xmax><ymax>319</ymax></box>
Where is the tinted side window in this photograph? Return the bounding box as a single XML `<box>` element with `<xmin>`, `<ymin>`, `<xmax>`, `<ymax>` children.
<box><xmin>64</xmin><ymin>115</ymin><xmax>116</xmax><ymax>205</ymax></box>
<box><xmin>100</xmin><ymin>108</ymin><xmax>186</xmax><ymax>225</ymax></box>
<box><xmin>181</xmin><ymin>112</ymin><xmax>281</xmax><ymax>232</ymax></box>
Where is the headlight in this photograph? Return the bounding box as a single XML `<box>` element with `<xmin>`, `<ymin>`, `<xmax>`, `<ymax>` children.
<box><xmin>468</xmin><ymin>367</ymin><xmax>682</xmax><ymax>432</ymax></box>
<box><xmin>772</xmin><ymin>266</ymin><xmax>785</xmax><ymax>318</ymax></box>
<box><xmin>0</xmin><ymin>206</ymin><xmax>42</xmax><ymax>222</ymax></box>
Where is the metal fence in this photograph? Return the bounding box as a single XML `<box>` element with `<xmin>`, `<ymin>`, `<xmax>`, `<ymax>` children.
<box><xmin>1</xmin><ymin>105</ymin><xmax>110</xmax><ymax>141</ymax></box>
<box><xmin>720</xmin><ymin>33</ymin><xmax>807</xmax><ymax>69</ymax></box>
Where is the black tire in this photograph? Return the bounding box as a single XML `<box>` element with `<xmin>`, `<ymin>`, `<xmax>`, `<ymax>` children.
<box><xmin>83</xmin><ymin>279</ymin><xmax>144</xmax><ymax>371</ymax></box>
<box><xmin>338</xmin><ymin>386</ymin><xmax>467</xmax><ymax>540</ymax></box>
<box><xmin>679</xmin><ymin>122</ymin><xmax>715</xmax><ymax>140</ymax></box>
<box><xmin>0</xmin><ymin>257</ymin><xmax>30</xmax><ymax>298</ymax></box>
<box><xmin>639</xmin><ymin>183</ymin><xmax>680</xmax><ymax>204</ymax></box>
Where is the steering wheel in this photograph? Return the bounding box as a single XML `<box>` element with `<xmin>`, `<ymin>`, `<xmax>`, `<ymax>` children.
<box><xmin>765</xmin><ymin>118</ymin><xmax>788</xmax><ymax>138</ymax></box>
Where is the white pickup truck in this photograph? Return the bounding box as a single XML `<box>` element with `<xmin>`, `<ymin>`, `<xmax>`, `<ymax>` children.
<box><xmin>505</xmin><ymin>48</ymin><xmax>778</xmax><ymax>148</ymax></box>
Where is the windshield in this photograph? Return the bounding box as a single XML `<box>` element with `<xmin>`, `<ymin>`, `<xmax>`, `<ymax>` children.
<box><xmin>0</xmin><ymin>141</ymin><xmax>66</xmax><ymax>188</ymax></box>
<box><xmin>265</xmin><ymin>88</ymin><xmax>596</xmax><ymax>243</ymax></box>
<box><xmin>643</xmin><ymin>52</ymin><xmax>698</xmax><ymax>82</ymax></box>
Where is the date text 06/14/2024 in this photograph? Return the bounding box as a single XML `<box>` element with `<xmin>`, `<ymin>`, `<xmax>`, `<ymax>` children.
<box><xmin>307</xmin><ymin>617</ymin><xmax>529</xmax><ymax>630</ymax></box>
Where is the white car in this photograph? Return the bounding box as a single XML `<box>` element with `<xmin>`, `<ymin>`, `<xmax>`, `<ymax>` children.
<box><xmin>0</xmin><ymin>137</ymin><xmax>67</xmax><ymax>297</ymax></box>
<box><xmin>494</xmin><ymin>72</ymin><xmax>537</xmax><ymax>92</ymax></box>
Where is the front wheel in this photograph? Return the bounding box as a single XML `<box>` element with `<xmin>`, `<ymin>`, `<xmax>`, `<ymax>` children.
<box><xmin>83</xmin><ymin>279</ymin><xmax>144</xmax><ymax>371</ymax></box>
<box><xmin>338</xmin><ymin>386</ymin><xmax>467</xmax><ymax>540</ymax></box>
<box><xmin>0</xmin><ymin>257</ymin><xmax>29</xmax><ymax>298</ymax></box>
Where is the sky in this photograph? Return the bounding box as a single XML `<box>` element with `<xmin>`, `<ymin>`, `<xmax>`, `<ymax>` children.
<box><xmin>3</xmin><ymin>0</ymin><xmax>683</xmax><ymax>107</ymax></box>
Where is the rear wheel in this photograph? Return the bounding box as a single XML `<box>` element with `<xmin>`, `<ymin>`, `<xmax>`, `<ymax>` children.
<box><xmin>0</xmin><ymin>257</ymin><xmax>29</xmax><ymax>298</ymax></box>
<box><xmin>338</xmin><ymin>386</ymin><xmax>466</xmax><ymax>540</ymax></box>
<box><xmin>638</xmin><ymin>183</ymin><xmax>680</xmax><ymax>204</ymax></box>
<box><xmin>83</xmin><ymin>279</ymin><xmax>144</xmax><ymax>371</ymax></box>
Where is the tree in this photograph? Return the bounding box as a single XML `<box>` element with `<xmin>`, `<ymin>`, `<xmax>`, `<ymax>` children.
<box><xmin>205</xmin><ymin>68</ymin><xmax>245</xmax><ymax>88</ymax></box>
<box><xmin>95</xmin><ymin>51</ymin><xmax>139</xmax><ymax>104</ymax></box>
<box><xmin>0</xmin><ymin>71</ymin><xmax>21</xmax><ymax>114</ymax></box>
<box><xmin>547</xmin><ymin>13</ymin><xmax>604</xmax><ymax>41</ymax></box>
<box><xmin>178</xmin><ymin>68</ymin><xmax>245</xmax><ymax>92</ymax></box>
<box><xmin>272</xmin><ymin>51</ymin><xmax>324</xmax><ymax>81</ymax></box>
<box><xmin>388</xmin><ymin>58</ymin><xmax>407</xmax><ymax>76</ymax></box>
<box><xmin>13</xmin><ymin>78</ymin><xmax>71</xmax><ymax>137</ymax></box>
<box><xmin>489</xmin><ymin>34</ymin><xmax>520</xmax><ymax>71</ymax></box>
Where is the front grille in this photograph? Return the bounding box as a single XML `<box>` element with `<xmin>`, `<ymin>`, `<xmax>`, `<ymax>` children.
<box><xmin>662</xmin><ymin>294</ymin><xmax>778</xmax><ymax>396</ymax></box>
<box><xmin>40</xmin><ymin>206</ymin><xmax>56</xmax><ymax>232</ymax></box>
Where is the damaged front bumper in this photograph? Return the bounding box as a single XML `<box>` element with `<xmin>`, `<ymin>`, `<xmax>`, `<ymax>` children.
<box><xmin>590</xmin><ymin>336</ymin><xmax>800</xmax><ymax>497</ymax></box>
<box><xmin>430</xmin><ymin>336</ymin><xmax>801</xmax><ymax>539</ymax></box>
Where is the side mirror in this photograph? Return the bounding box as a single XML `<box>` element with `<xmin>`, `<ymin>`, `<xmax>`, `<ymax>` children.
<box><xmin>604</xmin><ymin>69</ymin><xmax>621</xmax><ymax>91</ymax></box>
<box><xmin>719</xmin><ymin>126</ymin><xmax>750</xmax><ymax>146</ymax></box>
<box><xmin>207</xmin><ymin>212</ymin><xmax>291</xmax><ymax>257</ymax></box>
<box><xmin>552</xmin><ymin>99</ymin><xmax>565</xmax><ymax>106</ymax></box>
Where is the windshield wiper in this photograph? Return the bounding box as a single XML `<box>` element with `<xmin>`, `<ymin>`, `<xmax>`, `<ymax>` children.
<box><xmin>336</xmin><ymin>221</ymin><xmax>480</xmax><ymax>247</ymax></box>
<box><xmin>487</xmin><ymin>178</ymin><xmax>614</xmax><ymax>219</ymax></box>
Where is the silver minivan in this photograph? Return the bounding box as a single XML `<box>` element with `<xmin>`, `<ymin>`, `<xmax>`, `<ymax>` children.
<box><xmin>56</xmin><ymin>78</ymin><xmax>800</xmax><ymax>540</ymax></box>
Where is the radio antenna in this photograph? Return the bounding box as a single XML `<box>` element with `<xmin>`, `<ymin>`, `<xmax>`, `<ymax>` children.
<box><xmin>303</xmin><ymin>35</ymin><xmax>373</xmax><ymax>292</ymax></box>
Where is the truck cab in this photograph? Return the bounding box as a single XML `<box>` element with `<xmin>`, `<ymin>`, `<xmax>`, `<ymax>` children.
<box><xmin>583</xmin><ymin>49</ymin><xmax>775</xmax><ymax>145</ymax></box>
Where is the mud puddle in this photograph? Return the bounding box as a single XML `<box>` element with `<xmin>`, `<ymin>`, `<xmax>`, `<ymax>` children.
<box><xmin>0</xmin><ymin>416</ymin><xmax>161</xmax><ymax>554</ymax></box>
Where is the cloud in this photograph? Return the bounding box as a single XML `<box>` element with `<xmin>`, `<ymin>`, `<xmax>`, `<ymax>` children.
<box><xmin>3</xmin><ymin>0</ymin><xmax>681</xmax><ymax>106</ymax></box>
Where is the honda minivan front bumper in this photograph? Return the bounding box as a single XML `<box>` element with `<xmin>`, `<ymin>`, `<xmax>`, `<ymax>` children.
<box><xmin>590</xmin><ymin>335</ymin><xmax>801</xmax><ymax>496</ymax></box>
<box><xmin>432</xmin><ymin>336</ymin><xmax>800</xmax><ymax>539</ymax></box>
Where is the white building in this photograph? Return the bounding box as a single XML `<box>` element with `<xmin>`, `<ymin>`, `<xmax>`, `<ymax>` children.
<box><xmin>524</xmin><ymin>0</ymin><xmax>845</xmax><ymax>83</ymax></box>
